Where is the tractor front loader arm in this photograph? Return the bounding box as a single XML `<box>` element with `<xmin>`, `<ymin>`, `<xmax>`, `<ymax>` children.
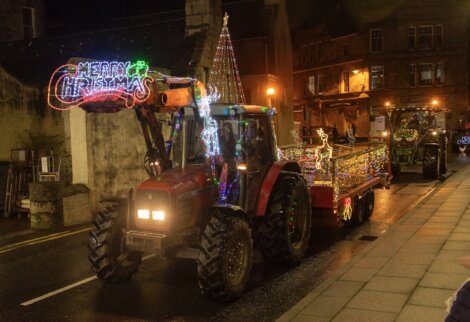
<box><xmin>135</xmin><ymin>105</ymin><xmax>171</xmax><ymax>176</ymax></box>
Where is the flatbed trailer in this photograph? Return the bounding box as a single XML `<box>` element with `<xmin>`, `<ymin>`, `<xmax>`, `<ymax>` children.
<box><xmin>282</xmin><ymin>143</ymin><xmax>391</xmax><ymax>224</ymax></box>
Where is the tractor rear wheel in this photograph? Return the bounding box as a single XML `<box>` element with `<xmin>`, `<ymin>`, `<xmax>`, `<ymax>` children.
<box><xmin>197</xmin><ymin>212</ymin><xmax>253</xmax><ymax>302</ymax></box>
<box><xmin>257</xmin><ymin>176</ymin><xmax>311</xmax><ymax>266</ymax></box>
<box><xmin>423</xmin><ymin>144</ymin><xmax>440</xmax><ymax>179</ymax></box>
<box><xmin>88</xmin><ymin>207</ymin><xmax>142</xmax><ymax>282</ymax></box>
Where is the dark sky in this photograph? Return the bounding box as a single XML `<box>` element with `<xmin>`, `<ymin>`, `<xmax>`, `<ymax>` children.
<box><xmin>44</xmin><ymin>0</ymin><xmax>185</xmax><ymax>35</ymax></box>
<box><xmin>42</xmin><ymin>0</ymin><xmax>403</xmax><ymax>37</ymax></box>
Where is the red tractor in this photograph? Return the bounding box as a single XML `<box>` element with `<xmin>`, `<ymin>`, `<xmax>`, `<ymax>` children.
<box><xmin>86</xmin><ymin>79</ymin><xmax>312</xmax><ymax>301</ymax></box>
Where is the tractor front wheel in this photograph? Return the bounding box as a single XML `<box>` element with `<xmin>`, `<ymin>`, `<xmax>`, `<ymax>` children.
<box><xmin>88</xmin><ymin>207</ymin><xmax>142</xmax><ymax>282</ymax></box>
<box><xmin>257</xmin><ymin>176</ymin><xmax>311</xmax><ymax>266</ymax></box>
<box><xmin>197</xmin><ymin>212</ymin><xmax>253</xmax><ymax>302</ymax></box>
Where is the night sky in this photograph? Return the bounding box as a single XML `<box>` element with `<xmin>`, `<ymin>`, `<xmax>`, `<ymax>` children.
<box><xmin>42</xmin><ymin>0</ymin><xmax>406</xmax><ymax>37</ymax></box>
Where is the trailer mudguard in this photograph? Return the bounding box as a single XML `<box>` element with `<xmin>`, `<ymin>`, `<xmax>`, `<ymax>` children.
<box><xmin>255</xmin><ymin>160</ymin><xmax>302</xmax><ymax>217</ymax></box>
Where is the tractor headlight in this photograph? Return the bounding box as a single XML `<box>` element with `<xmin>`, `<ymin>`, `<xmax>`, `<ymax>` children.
<box><xmin>152</xmin><ymin>210</ymin><xmax>165</xmax><ymax>221</ymax></box>
<box><xmin>137</xmin><ymin>209</ymin><xmax>150</xmax><ymax>219</ymax></box>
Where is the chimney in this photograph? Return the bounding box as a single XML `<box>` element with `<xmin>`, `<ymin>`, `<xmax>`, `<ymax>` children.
<box><xmin>185</xmin><ymin>0</ymin><xmax>222</xmax><ymax>36</ymax></box>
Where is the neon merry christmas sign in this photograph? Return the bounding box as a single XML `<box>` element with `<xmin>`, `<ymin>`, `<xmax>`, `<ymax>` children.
<box><xmin>48</xmin><ymin>60</ymin><xmax>154</xmax><ymax>110</ymax></box>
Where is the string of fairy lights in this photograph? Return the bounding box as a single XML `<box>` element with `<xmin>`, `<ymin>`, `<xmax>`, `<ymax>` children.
<box><xmin>208</xmin><ymin>13</ymin><xmax>246</xmax><ymax>105</ymax></box>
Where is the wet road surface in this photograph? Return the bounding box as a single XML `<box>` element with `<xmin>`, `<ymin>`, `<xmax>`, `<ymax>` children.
<box><xmin>0</xmin><ymin>153</ymin><xmax>468</xmax><ymax>321</ymax></box>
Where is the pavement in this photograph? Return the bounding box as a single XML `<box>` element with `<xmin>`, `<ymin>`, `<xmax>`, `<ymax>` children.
<box><xmin>278</xmin><ymin>163</ymin><xmax>470</xmax><ymax>322</ymax></box>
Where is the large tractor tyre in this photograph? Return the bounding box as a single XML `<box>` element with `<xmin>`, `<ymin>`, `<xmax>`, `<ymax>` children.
<box><xmin>439</xmin><ymin>135</ymin><xmax>448</xmax><ymax>175</ymax></box>
<box><xmin>88</xmin><ymin>208</ymin><xmax>142</xmax><ymax>283</ymax></box>
<box><xmin>391</xmin><ymin>162</ymin><xmax>401</xmax><ymax>176</ymax></box>
<box><xmin>197</xmin><ymin>213</ymin><xmax>253</xmax><ymax>302</ymax></box>
<box><xmin>257</xmin><ymin>176</ymin><xmax>312</xmax><ymax>267</ymax></box>
<box><xmin>364</xmin><ymin>190</ymin><xmax>375</xmax><ymax>219</ymax></box>
<box><xmin>423</xmin><ymin>144</ymin><xmax>440</xmax><ymax>179</ymax></box>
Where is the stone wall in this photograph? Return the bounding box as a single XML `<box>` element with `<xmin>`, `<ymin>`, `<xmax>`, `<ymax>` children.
<box><xmin>0</xmin><ymin>66</ymin><xmax>65</xmax><ymax>162</ymax></box>
<box><xmin>66</xmin><ymin>109</ymin><xmax>148</xmax><ymax>213</ymax></box>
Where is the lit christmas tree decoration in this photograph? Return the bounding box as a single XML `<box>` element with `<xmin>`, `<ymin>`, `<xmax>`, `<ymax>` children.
<box><xmin>208</xmin><ymin>12</ymin><xmax>246</xmax><ymax>104</ymax></box>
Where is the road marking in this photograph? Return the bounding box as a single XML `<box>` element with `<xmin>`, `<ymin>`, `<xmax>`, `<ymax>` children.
<box><xmin>0</xmin><ymin>227</ymin><xmax>91</xmax><ymax>255</ymax></box>
<box><xmin>20</xmin><ymin>254</ymin><xmax>157</xmax><ymax>306</ymax></box>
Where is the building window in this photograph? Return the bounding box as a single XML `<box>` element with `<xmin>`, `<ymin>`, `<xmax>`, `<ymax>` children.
<box><xmin>301</xmin><ymin>45</ymin><xmax>308</xmax><ymax>65</ymax></box>
<box><xmin>370</xmin><ymin>29</ymin><xmax>383</xmax><ymax>53</ymax></box>
<box><xmin>436</xmin><ymin>62</ymin><xmax>444</xmax><ymax>85</ymax></box>
<box><xmin>408</xmin><ymin>26</ymin><xmax>416</xmax><ymax>50</ymax></box>
<box><xmin>317</xmin><ymin>44</ymin><xmax>324</xmax><ymax>62</ymax></box>
<box><xmin>317</xmin><ymin>74</ymin><xmax>325</xmax><ymax>94</ymax></box>
<box><xmin>308</xmin><ymin>76</ymin><xmax>315</xmax><ymax>95</ymax></box>
<box><xmin>409</xmin><ymin>64</ymin><xmax>417</xmax><ymax>87</ymax></box>
<box><xmin>22</xmin><ymin>7</ymin><xmax>36</xmax><ymax>39</ymax></box>
<box><xmin>370</xmin><ymin>66</ymin><xmax>384</xmax><ymax>89</ymax></box>
<box><xmin>342</xmin><ymin>71</ymin><xmax>349</xmax><ymax>93</ymax></box>
<box><xmin>419</xmin><ymin>63</ymin><xmax>433</xmax><ymax>86</ymax></box>
<box><xmin>342</xmin><ymin>44</ymin><xmax>350</xmax><ymax>58</ymax></box>
<box><xmin>435</xmin><ymin>25</ymin><xmax>443</xmax><ymax>49</ymax></box>
<box><xmin>308</xmin><ymin>43</ymin><xmax>315</xmax><ymax>64</ymax></box>
<box><xmin>418</xmin><ymin>26</ymin><xmax>433</xmax><ymax>49</ymax></box>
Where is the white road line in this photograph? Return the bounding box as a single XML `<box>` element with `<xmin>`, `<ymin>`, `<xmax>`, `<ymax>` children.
<box><xmin>20</xmin><ymin>254</ymin><xmax>157</xmax><ymax>307</ymax></box>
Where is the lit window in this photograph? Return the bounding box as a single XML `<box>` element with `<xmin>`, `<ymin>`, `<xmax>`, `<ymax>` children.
<box><xmin>342</xmin><ymin>71</ymin><xmax>349</xmax><ymax>93</ymax></box>
<box><xmin>309</xmin><ymin>43</ymin><xmax>315</xmax><ymax>64</ymax></box>
<box><xmin>370</xmin><ymin>66</ymin><xmax>384</xmax><ymax>89</ymax></box>
<box><xmin>317</xmin><ymin>74</ymin><xmax>325</xmax><ymax>94</ymax></box>
<box><xmin>418</xmin><ymin>26</ymin><xmax>433</xmax><ymax>49</ymax></box>
<box><xmin>308</xmin><ymin>76</ymin><xmax>315</xmax><ymax>95</ymax></box>
<box><xmin>435</xmin><ymin>25</ymin><xmax>443</xmax><ymax>49</ymax></box>
<box><xmin>301</xmin><ymin>45</ymin><xmax>308</xmax><ymax>65</ymax></box>
<box><xmin>342</xmin><ymin>44</ymin><xmax>350</xmax><ymax>58</ymax></box>
<box><xmin>408</xmin><ymin>26</ymin><xmax>416</xmax><ymax>50</ymax></box>
<box><xmin>409</xmin><ymin>64</ymin><xmax>417</xmax><ymax>87</ymax></box>
<box><xmin>370</xmin><ymin>29</ymin><xmax>383</xmax><ymax>53</ymax></box>
<box><xmin>22</xmin><ymin>7</ymin><xmax>36</xmax><ymax>39</ymax></box>
<box><xmin>436</xmin><ymin>62</ymin><xmax>444</xmax><ymax>85</ymax></box>
<box><xmin>419</xmin><ymin>63</ymin><xmax>433</xmax><ymax>86</ymax></box>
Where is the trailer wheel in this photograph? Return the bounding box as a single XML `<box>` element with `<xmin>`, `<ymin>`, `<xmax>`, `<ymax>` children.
<box><xmin>88</xmin><ymin>207</ymin><xmax>142</xmax><ymax>282</ymax></box>
<box><xmin>342</xmin><ymin>195</ymin><xmax>366</xmax><ymax>226</ymax></box>
<box><xmin>423</xmin><ymin>144</ymin><xmax>440</xmax><ymax>179</ymax></box>
<box><xmin>197</xmin><ymin>212</ymin><xmax>253</xmax><ymax>302</ymax></box>
<box><xmin>257</xmin><ymin>176</ymin><xmax>311</xmax><ymax>266</ymax></box>
<box><xmin>364</xmin><ymin>190</ymin><xmax>375</xmax><ymax>219</ymax></box>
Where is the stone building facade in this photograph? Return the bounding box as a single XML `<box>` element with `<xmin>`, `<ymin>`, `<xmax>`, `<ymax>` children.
<box><xmin>224</xmin><ymin>0</ymin><xmax>294</xmax><ymax>145</ymax></box>
<box><xmin>292</xmin><ymin>0</ymin><xmax>470</xmax><ymax>138</ymax></box>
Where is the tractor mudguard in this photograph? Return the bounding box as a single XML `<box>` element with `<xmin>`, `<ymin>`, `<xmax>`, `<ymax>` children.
<box><xmin>255</xmin><ymin>160</ymin><xmax>303</xmax><ymax>217</ymax></box>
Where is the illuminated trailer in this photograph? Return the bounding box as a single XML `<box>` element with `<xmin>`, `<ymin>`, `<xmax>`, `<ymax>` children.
<box><xmin>281</xmin><ymin>132</ymin><xmax>391</xmax><ymax>225</ymax></box>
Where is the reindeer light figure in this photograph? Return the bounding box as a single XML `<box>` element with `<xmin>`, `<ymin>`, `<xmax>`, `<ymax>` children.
<box><xmin>313</xmin><ymin>128</ymin><xmax>333</xmax><ymax>170</ymax></box>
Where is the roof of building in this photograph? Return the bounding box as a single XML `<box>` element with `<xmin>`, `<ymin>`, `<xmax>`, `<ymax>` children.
<box><xmin>0</xmin><ymin>15</ymin><xmax>204</xmax><ymax>86</ymax></box>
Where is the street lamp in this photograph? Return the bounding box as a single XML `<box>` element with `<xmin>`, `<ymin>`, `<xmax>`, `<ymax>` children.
<box><xmin>431</xmin><ymin>99</ymin><xmax>439</xmax><ymax>106</ymax></box>
<box><xmin>266</xmin><ymin>87</ymin><xmax>275</xmax><ymax>108</ymax></box>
